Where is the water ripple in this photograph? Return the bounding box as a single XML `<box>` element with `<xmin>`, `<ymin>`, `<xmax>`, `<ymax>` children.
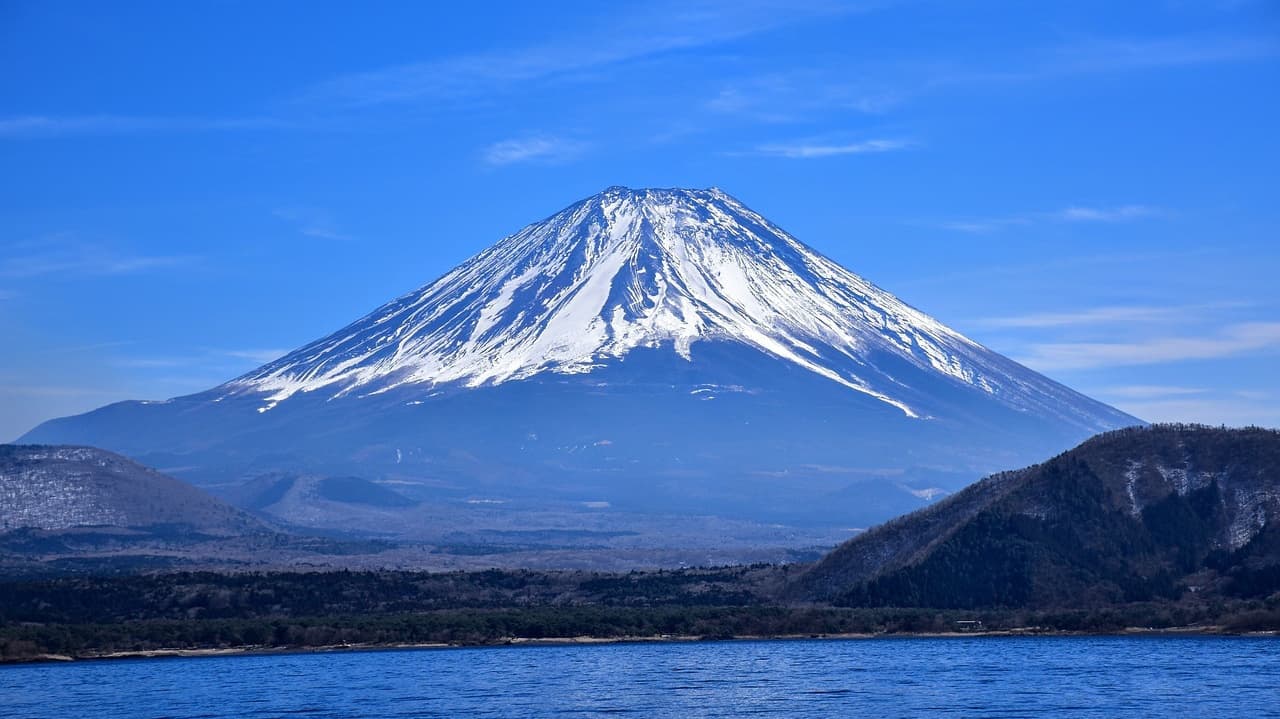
<box><xmin>2</xmin><ymin>637</ymin><xmax>1278</xmax><ymax>718</ymax></box>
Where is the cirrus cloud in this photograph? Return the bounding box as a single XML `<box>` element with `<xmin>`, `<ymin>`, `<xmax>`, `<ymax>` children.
<box><xmin>1014</xmin><ymin>322</ymin><xmax>1280</xmax><ymax>371</ymax></box>
<box><xmin>483</xmin><ymin>136</ymin><xmax>590</xmax><ymax>166</ymax></box>
<box><xmin>744</xmin><ymin>138</ymin><xmax>913</xmax><ymax>159</ymax></box>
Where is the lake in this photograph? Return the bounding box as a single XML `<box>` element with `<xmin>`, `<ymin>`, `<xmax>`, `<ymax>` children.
<box><xmin>3</xmin><ymin>636</ymin><xmax>1277</xmax><ymax>718</ymax></box>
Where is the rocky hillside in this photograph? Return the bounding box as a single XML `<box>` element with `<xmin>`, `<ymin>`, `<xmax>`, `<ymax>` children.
<box><xmin>797</xmin><ymin>425</ymin><xmax>1280</xmax><ymax>608</ymax></box>
<box><xmin>0</xmin><ymin>445</ymin><xmax>265</xmax><ymax>535</ymax></box>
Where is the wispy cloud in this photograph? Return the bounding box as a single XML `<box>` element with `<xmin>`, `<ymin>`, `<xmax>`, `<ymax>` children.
<box><xmin>1014</xmin><ymin>321</ymin><xmax>1280</xmax><ymax>371</ymax></box>
<box><xmin>0</xmin><ymin>383</ymin><xmax>128</xmax><ymax>399</ymax></box>
<box><xmin>1107</xmin><ymin>395</ymin><xmax>1278</xmax><ymax>428</ymax></box>
<box><xmin>974</xmin><ymin>302</ymin><xmax>1244</xmax><ymax>329</ymax></box>
<box><xmin>1094</xmin><ymin>385</ymin><xmax>1208</xmax><ymax>399</ymax></box>
<box><xmin>274</xmin><ymin>207</ymin><xmax>352</xmax><ymax>241</ymax></box>
<box><xmin>5</xmin><ymin>4</ymin><xmax>856</xmax><ymax>140</ymax></box>
<box><xmin>895</xmin><ymin>248</ymin><xmax>1219</xmax><ymax>290</ymax></box>
<box><xmin>40</xmin><ymin>340</ymin><xmax>135</xmax><ymax>355</ymax></box>
<box><xmin>483</xmin><ymin>136</ymin><xmax>590</xmax><ymax>166</ymax></box>
<box><xmin>703</xmin><ymin>32</ymin><xmax>1276</xmax><ymax>132</ymax></box>
<box><xmin>706</xmin><ymin>71</ymin><xmax>903</xmax><ymax>121</ymax></box>
<box><xmin>110</xmin><ymin>348</ymin><xmax>287</xmax><ymax>372</ymax></box>
<box><xmin>296</xmin><ymin>1</ymin><xmax>855</xmax><ymax>110</ymax></box>
<box><xmin>111</xmin><ymin>357</ymin><xmax>186</xmax><ymax>369</ymax></box>
<box><xmin>0</xmin><ymin>114</ymin><xmax>287</xmax><ymax>139</ymax></box>
<box><xmin>937</xmin><ymin>218</ymin><xmax>1032</xmax><ymax>234</ymax></box>
<box><xmin>932</xmin><ymin>34</ymin><xmax>1279</xmax><ymax>97</ymax></box>
<box><xmin>1054</xmin><ymin>205</ymin><xmax>1161</xmax><ymax>222</ymax></box>
<box><xmin>1049</xmin><ymin>34</ymin><xmax>1279</xmax><ymax>74</ymax></box>
<box><xmin>0</xmin><ymin>242</ymin><xmax>197</xmax><ymax>278</ymax></box>
<box><xmin>938</xmin><ymin>205</ymin><xmax>1164</xmax><ymax>233</ymax></box>
<box><xmin>746</xmin><ymin>138</ymin><xmax>913</xmax><ymax>159</ymax></box>
<box><xmin>223</xmin><ymin>348</ymin><xmax>287</xmax><ymax>364</ymax></box>
<box><xmin>7</xmin><ymin>20</ymin><xmax>1272</xmax><ymax>146</ymax></box>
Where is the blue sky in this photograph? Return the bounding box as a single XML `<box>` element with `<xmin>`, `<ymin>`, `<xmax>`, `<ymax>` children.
<box><xmin>1</xmin><ymin>0</ymin><xmax>1278</xmax><ymax>440</ymax></box>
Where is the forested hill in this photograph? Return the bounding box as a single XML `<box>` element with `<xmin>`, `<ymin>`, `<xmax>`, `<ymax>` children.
<box><xmin>796</xmin><ymin>425</ymin><xmax>1280</xmax><ymax>608</ymax></box>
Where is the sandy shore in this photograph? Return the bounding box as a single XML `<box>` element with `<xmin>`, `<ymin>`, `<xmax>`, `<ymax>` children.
<box><xmin>10</xmin><ymin>626</ymin><xmax>1272</xmax><ymax>665</ymax></box>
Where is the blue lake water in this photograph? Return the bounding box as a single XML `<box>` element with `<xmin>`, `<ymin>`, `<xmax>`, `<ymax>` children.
<box><xmin>3</xmin><ymin>636</ymin><xmax>1277</xmax><ymax>718</ymax></box>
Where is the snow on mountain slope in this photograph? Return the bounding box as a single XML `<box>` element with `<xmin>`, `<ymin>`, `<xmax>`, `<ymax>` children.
<box><xmin>224</xmin><ymin>187</ymin><xmax>1119</xmax><ymax>429</ymax></box>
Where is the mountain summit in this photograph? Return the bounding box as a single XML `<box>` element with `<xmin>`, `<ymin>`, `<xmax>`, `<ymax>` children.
<box><xmin>23</xmin><ymin>187</ymin><xmax>1138</xmax><ymax>541</ymax></box>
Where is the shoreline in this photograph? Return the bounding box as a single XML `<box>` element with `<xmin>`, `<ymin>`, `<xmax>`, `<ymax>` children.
<box><xmin>8</xmin><ymin>626</ymin><xmax>1275</xmax><ymax>666</ymax></box>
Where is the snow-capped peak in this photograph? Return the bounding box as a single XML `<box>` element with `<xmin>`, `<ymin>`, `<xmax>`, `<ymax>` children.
<box><xmin>223</xmin><ymin>187</ymin><xmax>1077</xmax><ymax>421</ymax></box>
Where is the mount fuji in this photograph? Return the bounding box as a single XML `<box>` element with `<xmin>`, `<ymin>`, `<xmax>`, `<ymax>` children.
<box><xmin>22</xmin><ymin>187</ymin><xmax>1139</xmax><ymax>535</ymax></box>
